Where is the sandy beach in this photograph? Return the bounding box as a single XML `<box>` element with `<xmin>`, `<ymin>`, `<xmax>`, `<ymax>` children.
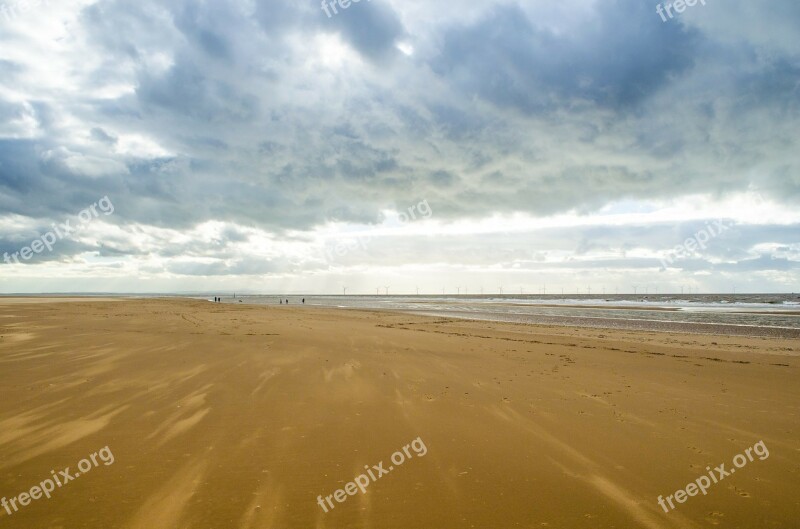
<box><xmin>0</xmin><ymin>298</ymin><xmax>798</xmax><ymax>528</ymax></box>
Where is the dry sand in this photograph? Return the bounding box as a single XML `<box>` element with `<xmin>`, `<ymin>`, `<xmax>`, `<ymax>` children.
<box><xmin>0</xmin><ymin>298</ymin><xmax>797</xmax><ymax>528</ymax></box>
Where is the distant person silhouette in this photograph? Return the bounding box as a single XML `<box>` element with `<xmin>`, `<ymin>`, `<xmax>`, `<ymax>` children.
<box><xmin>302</xmin><ymin>298</ymin><xmax>305</xmax><ymax>304</ymax></box>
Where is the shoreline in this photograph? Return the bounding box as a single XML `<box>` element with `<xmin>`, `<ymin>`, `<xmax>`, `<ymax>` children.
<box><xmin>293</xmin><ymin>302</ymin><xmax>800</xmax><ymax>339</ymax></box>
<box><xmin>403</xmin><ymin>309</ymin><xmax>800</xmax><ymax>339</ymax></box>
<box><xmin>5</xmin><ymin>295</ymin><xmax>798</xmax><ymax>338</ymax></box>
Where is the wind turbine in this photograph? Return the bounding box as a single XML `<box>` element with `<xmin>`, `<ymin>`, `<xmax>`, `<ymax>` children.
<box><xmin>343</xmin><ymin>287</ymin><xmax>347</xmax><ymax>296</ymax></box>
<box><xmin>632</xmin><ymin>285</ymin><xmax>638</xmax><ymax>295</ymax></box>
<box><xmin>384</xmin><ymin>286</ymin><xmax>390</xmax><ymax>296</ymax></box>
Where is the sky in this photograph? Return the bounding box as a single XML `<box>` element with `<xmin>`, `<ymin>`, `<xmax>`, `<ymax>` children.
<box><xmin>0</xmin><ymin>0</ymin><xmax>798</xmax><ymax>294</ymax></box>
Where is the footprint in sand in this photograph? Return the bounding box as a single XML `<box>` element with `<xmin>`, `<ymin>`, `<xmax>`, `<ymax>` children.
<box><xmin>729</xmin><ymin>485</ymin><xmax>751</xmax><ymax>497</ymax></box>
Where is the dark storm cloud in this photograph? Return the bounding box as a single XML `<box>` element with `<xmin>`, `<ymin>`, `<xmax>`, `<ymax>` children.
<box><xmin>324</xmin><ymin>0</ymin><xmax>405</xmax><ymax>62</ymax></box>
<box><xmin>173</xmin><ymin>2</ymin><xmax>235</xmax><ymax>61</ymax></box>
<box><xmin>432</xmin><ymin>0</ymin><xmax>702</xmax><ymax>111</ymax></box>
<box><xmin>0</xmin><ymin>140</ymin><xmax>89</xmax><ymax>217</ymax></box>
<box><xmin>253</xmin><ymin>0</ymin><xmax>309</xmax><ymax>34</ymax></box>
<box><xmin>90</xmin><ymin>129</ymin><xmax>116</xmax><ymax>146</ymax></box>
<box><xmin>0</xmin><ymin>236</ymin><xmax>96</xmax><ymax>264</ymax></box>
<box><xmin>136</xmin><ymin>58</ymin><xmax>260</xmax><ymax>121</ymax></box>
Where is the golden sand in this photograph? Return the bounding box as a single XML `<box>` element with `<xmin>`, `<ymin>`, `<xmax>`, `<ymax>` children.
<box><xmin>0</xmin><ymin>298</ymin><xmax>797</xmax><ymax>528</ymax></box>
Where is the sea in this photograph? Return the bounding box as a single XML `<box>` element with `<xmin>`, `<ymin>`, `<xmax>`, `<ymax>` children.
<box><xmin>217</xmin><ymin>293</ymin><xmax>800</xmax><ymax>339</ymax></box>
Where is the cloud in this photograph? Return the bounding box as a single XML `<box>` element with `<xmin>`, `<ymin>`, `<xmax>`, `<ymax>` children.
<box><xmin>324</xmin><ymin>0</ymin><xmax>406</xmax><ymax>62</ymax></box>
<box><xmin>0</xmin><ymin>0</ymin><xmax>798</xmax><ymax>291</ymax></box>
<box><xmin>432</xmin><ymin>1</ymin><xmax>703</xmax><ymax>112</ymax></box>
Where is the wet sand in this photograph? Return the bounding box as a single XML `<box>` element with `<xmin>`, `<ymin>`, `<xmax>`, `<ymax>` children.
<box><xmin>410</xmin><ymin>309</ymin><xmax>800</xmax><ymax>338</ymax></box>
<box><xmin>0</xmin><ymin>298</ymin><xmax>798</xmax><ymax>528</ymax></box>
